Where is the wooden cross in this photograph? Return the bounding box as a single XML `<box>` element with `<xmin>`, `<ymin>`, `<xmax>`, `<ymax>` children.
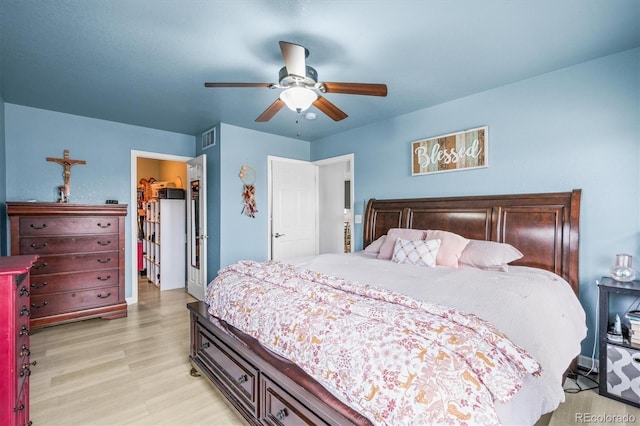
<box><xmin>46</xmin><ymin>149</ymin><xmax>86</xmax><ymax>200</ymax></box>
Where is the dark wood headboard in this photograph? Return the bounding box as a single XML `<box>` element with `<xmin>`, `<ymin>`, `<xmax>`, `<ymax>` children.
<box><xmin>363</xmin><ymin>189</ymin><xmax>581</xmax><ymax>295</ymax></box>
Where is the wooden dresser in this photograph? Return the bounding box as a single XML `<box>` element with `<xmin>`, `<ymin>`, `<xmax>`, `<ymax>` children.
<box><xmin>7</xmin><ymin>202</ymin><xmax>128</xmax><ymax>329</ymax></box>
<box><xmin>0</xmin><ymin>255</ymin><xmax>38</xmax><ymax>426</ymax></box>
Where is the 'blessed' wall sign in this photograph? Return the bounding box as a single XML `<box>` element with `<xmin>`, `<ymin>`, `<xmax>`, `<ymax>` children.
<box><xmin>411</xmin><ymin>126</ymin><xmax>488</xmax><ymax>176</ymax></box>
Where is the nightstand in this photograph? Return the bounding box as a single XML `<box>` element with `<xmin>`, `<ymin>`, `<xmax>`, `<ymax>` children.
<box><xmin>598</xmin><ymin>277</ymin><xmax>640</xmax><ymax>407</ymax></box>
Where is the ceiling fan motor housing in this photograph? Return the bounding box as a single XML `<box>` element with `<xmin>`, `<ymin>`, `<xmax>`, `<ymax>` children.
<box><xmin>278</xmin><ymin>65</ymin><xmax>318</xmax><ymax>88</ymax></box>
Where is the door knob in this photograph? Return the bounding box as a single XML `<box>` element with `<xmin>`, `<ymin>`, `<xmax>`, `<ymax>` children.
<box><xmin>274</xmin><ymin>233</ymin><xmax>285</xmax><ymax>238</ymax></box>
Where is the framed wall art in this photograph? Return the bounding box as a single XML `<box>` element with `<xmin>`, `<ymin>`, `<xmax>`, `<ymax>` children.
<box><xmin>411</xmin><ymin>126</ymin><xmax>488</xmax><ymax>176</ymax></box>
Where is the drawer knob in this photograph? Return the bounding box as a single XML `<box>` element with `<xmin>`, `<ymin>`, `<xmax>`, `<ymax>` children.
<box><xmin>276</xmin><ymin>408</ymin><xmax>288</xmax><ymax>421</ymax></box>
<box><xmin>20</xmin><ymin>286</ymin><xmax>30</xmax><ymax>297</ymax></box>
<box><xmin>33</xmin><ymin>262</ymin><xmax>48</xmax><ymax>270</ymax></box>
<box><xmin>97</xmin><ymin>258</ymin><xmax>112</xmax><ymax>264</ymax></box>
<box><xmin>30</xmin><ymin>242</ymin><xmax>48</xmax><ymax>249</ymax></box>
<box><xmin>201</xmin><ymin>342</ymin><xmax>210</xmax><ymax>349</ymax></box>
<box><xmin>97</xmin><ymin>275</ymin><xmax>111</xmax><ymax>281</ymax></box>
<box><xmin>97</xmin><ymin>222</ymin><xmax>112</xmax><ymax>229</ymax></box>
<box><xmin>97</xmin><ymin>240</ymin><xmax>112</xmax><ymax>246</ymax></box>
<box><xmin>31</xmin><ymin>281</ymin><xmax>48</xmax><ymax>289</ymax></box>
<box><xmin>20</xmin><ymin>344</ymin><xmax>30</xmax><ymax>357</ymax></box>
<box><xmin>31</xmin><ymin>301</ymin><xmax>49</xmax><ymax>309</ymax></box>
<box><xmin>29</xmin><ymin>223</ymin><xmax>47</xmax><ymax>230</ymax></box>
<box><xmin>97</xmin><ymin>292</ymin><xmax>112</xmax><ymax>299</ymax></box>
<box><xmin>237</xmin><ymin>374</ymin><xmax>248</xmax><ymax>384</ymax></box>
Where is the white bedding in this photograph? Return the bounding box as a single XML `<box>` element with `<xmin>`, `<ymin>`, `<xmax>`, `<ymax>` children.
<box><xmin>286</xmin><ymin>252</ymin><xmax>587</xmax><ymax>425</ymax></box>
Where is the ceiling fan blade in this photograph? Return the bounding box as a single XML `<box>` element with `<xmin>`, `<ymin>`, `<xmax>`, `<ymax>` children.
<box><xmin>322</xmin><ymin>82</ymin><xmax>388</xmax><ymax>97</ymax></box>
<box><xmin>204</xmin><ymin>82</ymin><xmax>272</xmax><ymax>88</ymax></box>
<box><xmin>255</xmin><ymin>98</ymin><xmax>286</xmax><ymax>122</ymax></box>
<box><xmin>313</xmin><ymin>96</ymin><xmax>348</xmax><ymax>121</ymax></box>
<box><xmin>279</xmin><ymin>41</ymin><xmax>307</xmax><ymax>79</ymax></box>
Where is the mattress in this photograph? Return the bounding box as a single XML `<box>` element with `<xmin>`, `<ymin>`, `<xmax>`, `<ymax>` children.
<box><xmin>206</xmin><ymin>252</ymin><xmax>586</xmax><ymax>424</ymax></box>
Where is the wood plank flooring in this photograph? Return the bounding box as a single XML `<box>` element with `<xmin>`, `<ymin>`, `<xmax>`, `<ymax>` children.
<box><xmin>28</xmin><ymin>277</ymin><xmax>640</xmax><ymax>425</ymax></box>
<box><xmin>29</xmin><ymin>278</ymin><xmax>245</xmax><ymax>426</ymax></box>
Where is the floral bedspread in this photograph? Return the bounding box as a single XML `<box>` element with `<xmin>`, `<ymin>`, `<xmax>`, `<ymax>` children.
<box><xmin>206</xmin><ymin>261</ymin><xmax>541</xmax><ymax>425</ymax></box>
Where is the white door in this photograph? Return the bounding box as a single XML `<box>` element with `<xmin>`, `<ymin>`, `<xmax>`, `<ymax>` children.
<box><xmin>187</xmin><ymin>154</ymin><xmax>207</xmax><ymax>300</ymax></box>
<box><xmin>270</xmin><ymin>158</ymin><xmax>318</xmax><ymax>261</ymax></box>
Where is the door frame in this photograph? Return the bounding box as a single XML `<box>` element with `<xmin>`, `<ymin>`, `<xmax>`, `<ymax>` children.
<box><xmin>129</xmin><ymin>150</ymin><xmax>193</xmax><ymax>305</ymax></box>
<box><xmin>267</xmin><ymin>154</ymin><xmax>354</xmax><ymax>260</ymax></box>
<box><xmin>313</xmin><ymin>153</ymin><xmax>355</xmax><ymax>253</ymax></box>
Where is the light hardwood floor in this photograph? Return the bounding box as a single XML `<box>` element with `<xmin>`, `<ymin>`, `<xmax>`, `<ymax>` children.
<box><xmin>29</xmin><ymin>278</ymin><xmax>245</xmax><ymax>426</ymax></box>
<box><xmin>29</xmin><ymin>278</ymin><xmax>640</xmax><ymax>426</ymax></box>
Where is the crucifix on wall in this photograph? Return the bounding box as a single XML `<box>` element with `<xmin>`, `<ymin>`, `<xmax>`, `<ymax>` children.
<box><xmin>46</xmin><ymin>149</ymin><xmax>86</xmax><ymax>202</ymax></box>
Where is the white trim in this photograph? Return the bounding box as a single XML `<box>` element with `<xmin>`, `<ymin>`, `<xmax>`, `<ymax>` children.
<box><xmin>129</xmin><ymin>150</ymin><xmax>193</xmax><ymax>305</ymax></box>
<box><xmin>313</xmin><ymin>153</ymin><xmax>355</xmax><ymax>253</ymax></box>
<box><xmin>578</xmin><ymin>354</ymin><xmax>599</xmax><ymax>373</ymax></box>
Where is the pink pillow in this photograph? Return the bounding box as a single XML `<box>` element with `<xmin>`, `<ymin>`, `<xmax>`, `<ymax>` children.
<box><xmin>425</xmin><ymin>230</ymin><xmax>470</xmax><ymax>268</ymax></box>
<box><xmin>364</xmin><ymin>235</ymin><xmax>386</xmax><ymax>254</ymax></box>
<box><xmin>459</xmin><ymin>240</ymin><xmax>523</xmax><ymax>272</ymax></box>
<box><xmin>377</xmin><ymin>228</ymin><xmax>428</xmax><ymax>260</ymax></box>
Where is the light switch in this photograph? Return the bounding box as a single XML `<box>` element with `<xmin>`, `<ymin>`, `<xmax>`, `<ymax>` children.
<box><xmin>354</xmin><ymin>214</ymin><xmax>362</xmax><ymax>224</ymax></box>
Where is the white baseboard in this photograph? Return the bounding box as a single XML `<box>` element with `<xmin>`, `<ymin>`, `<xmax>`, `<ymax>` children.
<box><xmin>577</xmin><ymin>354</ymin><xmax>599</xmax><ymax>373</ymax></box>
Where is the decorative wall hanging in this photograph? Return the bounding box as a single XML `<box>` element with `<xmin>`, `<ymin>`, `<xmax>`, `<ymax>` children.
<box><xmin>239</xmin><ymin>166</ymin><xmax>258</xmax><ymax>218</ymax></box>
<box><xmin>411</xmin><ymin>126</ymin><xmax>488</xmax><ymax>176</ymax></box>
<box><xmin>46</xmin><ymin>149</ymin><xmax>87</xmax><ymax>202</ymax></box>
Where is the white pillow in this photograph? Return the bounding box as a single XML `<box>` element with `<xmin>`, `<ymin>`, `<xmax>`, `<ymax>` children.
<box><xmin>459</xmin><ymin>240</ymin><xmax>524</xmax><ymax>272</ymax></box>
<box><xmin>391</xmin><ymin>238</ymin><xmax>441</xmax><ymax>267</ymax></box>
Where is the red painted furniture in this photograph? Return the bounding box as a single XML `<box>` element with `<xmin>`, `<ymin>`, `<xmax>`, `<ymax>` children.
<box><xmin>0</xmin><ymin>255</ymin><xmax>38</xmax><ymax>426</ymax></box>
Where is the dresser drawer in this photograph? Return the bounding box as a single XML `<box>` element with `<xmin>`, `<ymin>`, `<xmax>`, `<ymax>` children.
<box><xmin>196</xmin><ymin>323</ymin><xmax>259</xmax><ymax>417</ymax></box>
<box><xmin>30</xmin><ymin>269</ymin><xmax>119</xmax><ymax>295</ymax></box>
<box><xmin>262</xmin><ymin>375</ymin><xmax>329</xmax><ymax>426</ymax></box>
<box><xmin>19</xmin><ymin>216</ymin><xmax>120</xmax><ymax>236</ymax></box>
<box><xmin>30</xmin><ymin>286</ymin><xmax>120</xmax><ymax>317</ymax></box>
<box><xmin>20</xmin><ymin>235</ymin><xmax>119</xmax><ymax>255</ymax></box>
<box><xmin>31</xmin><ymin>252</ymin><xmax>119</xmax><ymax>275</ymax></box>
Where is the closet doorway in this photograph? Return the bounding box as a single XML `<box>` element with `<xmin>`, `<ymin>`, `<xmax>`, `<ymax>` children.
<box><xmin>129</xmin><ymin>150</ymin><xmax>192</xmax><ymax>305</ymax></box>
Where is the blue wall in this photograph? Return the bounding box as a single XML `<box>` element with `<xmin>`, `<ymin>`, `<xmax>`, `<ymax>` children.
<box><xmin>0</xmin><ymin>94</ymin><xmax>5</xmax><ymax>257</ymax></box>
<box><xmin>1</xmin><ymin>48</ymin><xmax>638</xmax><ymax>361</ymax></box>
<box><xmin>213</xmin><ymin>123</ymin><xmax>309</xmax><ymax>277</ymax></box>
<box><xmin>4</xmin><ymin>104</ymin><xmax>196</xmax><ymax>297</ymax></box>
<box><xmin>312</xmin><ymin>48</ymin><xmax>640</xmax><ymax>358</ymax></box>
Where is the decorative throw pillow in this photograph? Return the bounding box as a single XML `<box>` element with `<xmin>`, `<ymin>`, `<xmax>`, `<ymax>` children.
<box><xmin>459</xmin><ymin>240</ymin><xmax>524</xmax><ymax>272</ymax></box>
<box><xmin>364</xmin><ymin>235</ymin><xmax>386</xmax><ymax>254</ymax></box>
<box><xmin>425</xmin><ymin>230</ymin><xmax>470</xmax><ymax>268</ymax></box>
<box><xmin>391</xmin><ymin>238</ymin><xmax>441</xmax><ymax>267</ymax></box>
<box><xmin>377</xmin><ymin>228</ymin><xmax>428</xmax><ymax>260</ymax></box>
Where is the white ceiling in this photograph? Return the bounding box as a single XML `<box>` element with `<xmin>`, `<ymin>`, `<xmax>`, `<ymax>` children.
<box><xmin>1</xmin><ymin>0</ymin><xmax>638</xmax><ymax>141</ymax></box>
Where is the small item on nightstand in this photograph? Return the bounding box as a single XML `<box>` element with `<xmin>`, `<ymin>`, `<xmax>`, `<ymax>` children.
<box><xmin>608</xmin><ymin>314</ymin><xmax>624</xmax><ymax>343</ymax></box>
<box><xmin>610</xmin><ymin>253</ymin><xmax>637</xmax><ymax>282</ymax></box>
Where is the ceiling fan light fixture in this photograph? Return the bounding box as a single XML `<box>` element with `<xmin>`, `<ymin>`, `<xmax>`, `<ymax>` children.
<box><xmin>279</xmin><ymin>87</ymin><xmax>318</xmax><ymax>112</ymax></box>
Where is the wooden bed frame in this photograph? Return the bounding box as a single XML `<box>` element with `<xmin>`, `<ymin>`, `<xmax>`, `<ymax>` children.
<box><xmin>188</xmin><ymin>189</ymin><xmax>582</xmax><ymax>425</ymax></box>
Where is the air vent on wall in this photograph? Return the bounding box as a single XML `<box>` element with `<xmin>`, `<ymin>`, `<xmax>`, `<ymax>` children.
<box><xmin>202</xmin><ymin>127</ymin><xmax>216</xmax><ymax>150</ymax></box>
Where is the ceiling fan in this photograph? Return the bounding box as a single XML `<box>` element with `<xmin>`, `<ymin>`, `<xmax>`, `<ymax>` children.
<box><xmin>204</xmin><ymin>41</ymin><xmax>388</xmax><ymax>122</ymax></box>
